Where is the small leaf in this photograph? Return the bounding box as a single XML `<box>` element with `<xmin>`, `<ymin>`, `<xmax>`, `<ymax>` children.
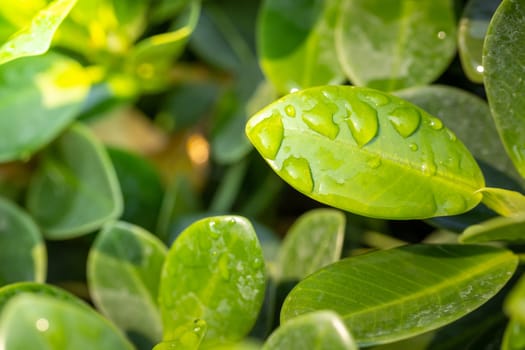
<box><xmin>263</xmin><ymin>311</ymin><xmax>357</xmax><ymax>350</ymax></box>
<box><xmin>0</xmin><ymin>197</ymin><xmax>45</xmax><ymax>286</ymax></box>
<box><xmin>479</xmin><ymin>187</ymin><xmax>525</xmax><ymax>217</ymax></box>
<box><xmin>246</xmin><ymin>86</ymin><xmax>485</xmax><ymax>219</ymax></box>
<box><xmin>158</xmin><ymin>216</ymin><xmax>266</xmax><ymax>347</ymax></box>
<box><xmin>281</xmin><ymin>244</ymin><xmax>517</xmax><ymax>346</ymax></box>
<box><xmin>0</xmin><ymin>294</ymin><xmax>134</xmax><ymax>349</ymax></box>
<box><xmin>335</xmin><ymin>0</ymin><xmax>456</xmax><ymax>91</ymax></box>
<box><xmin>278</xmin><ymin>208</ymin><xmax>345</xmax><ymax>281</ymax></box>
<box><xmin>459</xmin><ymin>214</ymin><xmax>525</xmax><ymax>243</ymax></box>
<box><xmin>257</xmin><ymin>0</ymin><xmax>344</xmax><ymax>94</ymax></box>
<box><xmin>0</xmin><ymin>52</ymin><xmax>90</xmax><ymax>162</ymax></box>
<box><xmin>26</xmin><ymin>123</ymin><xmax>123</xmax><ymax>239</ymax></box>
<box><xmin>483</xmin><ymin>0</ymin><xmax>525</xmax><ymax>178</ymax></box>
<box><xmin>87</xmin><ymin>221</ymin><xmax>168</xmax><ymax>345</ymax></box>
<box><xmin>0</xmin><ymin>0</ymin><xmax>77</xmax><ymax>65</ymax></box>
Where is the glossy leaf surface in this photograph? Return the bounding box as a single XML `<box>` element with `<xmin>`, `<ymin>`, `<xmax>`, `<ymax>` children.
<box><xmin>158</xmin><ymin>216</ymin><xmax>266</xmax><ymax>347</ymax></box>
<box><xmin>257</xmin><ymin>0</ymin><xmax>343</xmax><ymax>94</ymax></box>
<box><xmin>263</xmin><ymin>311</ymin><xmax>357</xmax><ymax>350</ymax></box>
<box><xmin>458</xmin><ymin>0</ymin><xmax>501</xmax><ymax>83</ymax></box>
<box><xmin>335</xmin><ymin>0</ymin><xmax>456</xmax><ymax>91</ymax></box>
<box><xmin>246</xmin><ymin>86</ymin><xmax>485</xmax><ymax>219</ymax></box>
<box><xmin>479</xmin><ymin>187</ymin><xmax>525</xmax><ymax>217</ymax></box>
<box><xmin>459</xmin><ymin>214</ymin><xmax>525</xmax><ymax>243</ymax></box>
<box><xmin>0</xmin><ymin>197</ymin><xmax>45</xmax><ymax>286</ymax></box>
<box><xmin>0</xmin><ymin>52</ymin><xmax>89</xmax><ymax>162</ymax></box>
<box><xmin>278</xmin><ymin>208</ymin><xmax>345</xmax><ymax>281</ymax></box>
<box><xmin>483</xmin><ymin>0</ymin><xmax>525</xmax><ymax>178</ymax></box>
<box><xmin>0</xmin><ymin>0</ymin><xmax>77</xmax><ymax>65</ymax></box>
<box><xmin>281</xmin><ymin>244</ymin><xmax>517</xmax><ymax>346</ymax></box>
<box><xmin>88</xmin><ymin>221</ymin><xmax>167</xmax><ymax>344</ymax></box>
<box><xmin>27</xmin><ymin>123</ymin><xmax>122</xmax><ymax>239</ymax></box>
<box><xmin>0</xmin><ymin>294</ymin><xmax>134</xmax><ymax>350</ymax></box>
<box><xmin>502</xmin><ymin>319</ymin><xmax>525</xmax><ymax>350</ymax></box>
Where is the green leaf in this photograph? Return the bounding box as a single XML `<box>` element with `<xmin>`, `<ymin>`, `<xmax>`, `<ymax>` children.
<box><xmin>158</xmin><ymin>216</ymin><xmax>266</xmax><ymax>347</ymax></box>
<box><xmin>26</xmin><ymin>123</ymin><xmax>123</xmax><ymax>239</ymax></box>
<box><xmin>459</xmin><ymin>214</ymin><xmax>525</xmax><ymax>243</ymax></box>
<box><xmin>0</xmin><ymin>0</ymin><xmax>77</xmax><ymax>65</ymax></box>
<box><xmin>263</xmin><ymin>311</ymin><xmax>357</xmax><ymax>350</ymax></box>
<box><xmin>483</xmin><ymin>0</ymin><xmax>525</xmax><ymax>178</ymax></box>
<box><xmin>0</xmin><ymin>197</ymin><xmax>45</xmax><ymax>286</ymax></box>
<box><xmin>0</xmin><ymin>294</ymin><xmax>134</xmax><ymax>349</ymax></box>
<box><xmin>245</xmin><ymin>85</ymin><xmax>485</xmax><ymax>219</ymax></box>
<box><xmin>335</xmin><ymin>0</ymin><xmax>456</xmax><ymax>91</ymax></box>
<box><xmin>278</xmin><ymin>208</ymin><xmax>345</xmax><ymax>281</ymax></box>
<box><xmin>478</xmin><ymin>187</ymin><xmax>525</xmax><ymax>217</ymax></box>
<box><xmin>281</xmin><ymin>244</ymin><xmax>518</xmax><ymax>346</ymax></box>
<box><xmin>502</xmin><ymin>319</ymin><xmax>525</xmax><ymax>350</ymax></box>
<box><xmin>0</xmin><ymin>52</ymin><xmax>90</xmax><ymax>162</ymax></box>
<box><xmin>395</xmin><ymin>85</ymin><xmax>523</xmax><ymax>187</ymax></box>
<box><xmin>504</xmin><ymin>273</ymin><xmax>525</xmax><ymax>324</ymax></box>
<box><xmin>457</xmin><ymin>0</ymin><xmax>500</xmax><ymax>83</ymax></box>
<box><xmin>257</xmin><ymin>0</ymin><xmax>344</xmax><ymax>94</ymax></box>
<box><xmin>87</xmin><ymin>221</ymin><xmax>168</xmax><ymax>344</ymax></box>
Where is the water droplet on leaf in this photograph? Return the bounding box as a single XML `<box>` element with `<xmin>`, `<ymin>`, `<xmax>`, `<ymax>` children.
<box><xmin>281</xmin><ymin>157</ymin><xmax>314</xmax><ymax>193</ymax></box>
<box><xmin>388</xmin><ymin>107</ymin><xmax>421</xmax><ymax>137</ymax></box>
<box><xmin>421</xmin><ymin>160</ymin><xmax>437</xmax><ymax>176</ymax></box>
<box><xmin>409</xmin><ymin>143</ymin><xmax>418</xmax><ymax>151</ymax></box>
<box><xmin>358</xmin><ymin>90</ymin><xmax>390</xmax><ymax>106</ymax></box>
<box><xmin>302</xmin><ymin>101</ymin><xmax>339</xmax><ymax>140</ymax></box>
<box><xmin>345</xmin><ymin>98</ymin><xmax>378</xmax><ymax>147</ymax></box>
<box><xmin>366</xmin><ymin>156</ymin><xmax>382</xmax><ymax>169</ymax></box>
<box><xmin>440</xmin><ymin>194</ymin><xmax>466</xmax><ymax>214</ymax></box>
<box><xmin>284</xmin><ymin>105</ymin><xmax>296</xmax><ymax>117</ymax></box>
<box><xmin>429</xmin><ymin>117</ymin><xmax>443</xmax><ymax>130</ymax></box>
<box><xmin>247</xmin><ymin>110</ymin><xmax>283</xmax><ymax>160</ymax></box>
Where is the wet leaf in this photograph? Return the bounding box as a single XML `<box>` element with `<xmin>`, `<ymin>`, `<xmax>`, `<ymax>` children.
<box><xmin>278</xmin><ymin>208</ymin><xmax>345</xmax><ymax>281</ymax></box>
<box><xmin>483</xmin><ymin>0</ymin><xmax>525</xmax><ymax>178</ymax></box>
<box><xmin>263</xmin><ymin>311</ymin><xmax>357</xmax><ymax>350</ymax></box>
<box><xmin>0</xmin><ymin>52</ymin><xmax>89</xmax><ymax>162</ymax></box>
<box><xmin>26</xmin><ymin>123</ymin><xmax>122</xmax><ymax>239</ymax></box>
<box><xmin>335</xmin><ymin>0</ymin><xmax>456</xmax><ymax>91</ymax></box>
<box><xmin>459</xmin><ymin>214</ymin><xmax>525</xmax><ymax>243</ymax></box>
<box><xmin>257</xmin><ymin>0</ymin><xmax>344</xmax><ymax>94</ymax></box>
<box><xmin>158</xmin><ymin>216</ymin><xmax>266</xmax><ymax>347</ymax></box>
<box><xmin>88</xmin><ymin>221</ymin><xmax>167</xmax><ymax>345</ymax></box>
<box><xmin>246</xmin><ymin>86</ymin><xmax>485</xmax><ymax>219</ymax></box>
<box><xmin>281</xmin><ymin>244</ymin><xmax>517</xmax><ymax>346</ymax></box>
<box><xmin>0</xmin><ymin>197</ymin><xmax>45</xmax><ymax>286</ymax></box>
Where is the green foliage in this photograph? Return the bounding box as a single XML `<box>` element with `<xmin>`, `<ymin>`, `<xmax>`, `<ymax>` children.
<box><xmin>1</xmin><ymin>0</ymin><xmax>525</xmax><ymax>348</ymax></box>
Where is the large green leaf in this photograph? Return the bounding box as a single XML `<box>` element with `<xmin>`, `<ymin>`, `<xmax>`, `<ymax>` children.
<box><xmin>483</xmin><ymin>0</ymin><xmax>525</xmax><ymax>178</ymax></box>
<box><xmin>245</xmin><ymin>86</ymin><xmax>485</xmax><ymax>219</ymax></box>
<box><xmin>26</xmin><ymin>123</ymin><xmax>122</xmax><ymax>239</ymax></box>
<box><xmin>263</xmin><ymin>311</ymin><xmax>357</xmax><ymax>350</ymax></box>
<box><xmin>0</xmin><ymin>197</ymin><xmax>45</xmax><ymax>286</ymax></box>
<box><xmin>158</xmin><ymin>216</ymin><xmax>266</xmax><ymax>347</ymax></box>
<box><xmin>0</xmin><ymin>294</ymin><xmax>134</xmax><ymax>349</ymax></box>
<box><xmin>87</xmin><ymin>221</ymin><xmax>167</xmax><ymax>345</ymax></box>
<box><xmin>278</xmin><ymin>208</ymin><xmax>345</xmax><ymax>281</ymax></box>
<box><xmin>281</xmin><ymin>244</ymin><xmax>518</xmax><ymax>346</ymax></box>
<box><xmin>395</xmin><ymin>85</ymin><xmax>522</xmax><ymax>187</ymax></box>
<box><xmin>0</xmin><ymin>0</ymin><xmax>78</xmax><ymax>65</ymax></box>
<box><xmin>458</xmin><ymin>0</ymin><xmax>501</xmax><ymax>83</ymax></box>
<box><xmin>0</xmin><ymin>52</ymin><xmax>89</xmax><ymax>162</ymax></box>
<box><xmin>257</xmin><ymin>0</ymin><xmax>344</xmax><ymax>94</ymax></box>
<box><xmin>459</xmin><ymin>214</ymin><xmax>525</xmax><ymax>243</ymax></box>
<box><xmin>335</xmin><ymin>0</ymin><xmax>456</xmax><ymax>91</ymax></box>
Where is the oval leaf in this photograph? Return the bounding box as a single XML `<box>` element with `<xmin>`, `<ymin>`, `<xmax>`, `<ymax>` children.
<box><xmin>263</xmin><ymin>310</ymin><xmax>357</xmax><ymax>350</ymax></box>
<box><xmin>281</xmin><ymin>244</ymin><xmax>518</xmax><ymax>346</ymax></box>
<box><xmin>0</xmin><ymin>294</ymin><xmax>134</xmax><ymax>350</ymax></box>
<box><xmin>26</xmin><ymin>123</ymin><xmax>123</xmax><ymax>239</ymax></box>
<box><xmin>479</xmin><ymin>187</ymin><xmax>525</xmax><ymax>217</ymax></box>
<box><xmin>335</xmin><ymin>0</ymin><xmax>456</xmax><ymax>91</ymax></box>
<box><xmin>257</xmin><ymin>0</ymin><xmax>344</xmax><ymax>94</ymax></box>
<box><xmin>0</xmin><ymin>196</ymin><xmax>45</xmax><ymax>286</ymax></box>
<box><xmin>483</xmin><ymin>0</ymin><xmax>525</xmax><ymax>178</ymax></box>
<box><xmin>245</xmin><ymin>86</ymin><xmax>485</xmax><ymax>219</ymax></box>
<box><xmin>87</xmin><ymin>221</ymin><xmax>167</xmax><ymax>344</ymax></box>
<box><xmin>278</xmin><ymin>208</ymin><xmax>345</xmax><ymax>281</ymax></box>
<box><xmin>158</xmin><ymin>216</ymin><xmax>266</xmax><ymax>347</ymax></box>
<box><xmin>459</xmin><ymin>214</ymin><xmax>525</xmax><ymax>243</ymax></box>
<box><xmin>0</xmin><ymin>52</ymin><xmax>89</xmax><ymax>162</ymax></box>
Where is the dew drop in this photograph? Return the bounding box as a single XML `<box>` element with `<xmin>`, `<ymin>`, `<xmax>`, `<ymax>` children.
<box><xmin>219</xmin><ymin>254</ymin><xmax>230</xmax><ymax>281</ymax></box>
<box><xmin>421</xmin><ymin>160</ymin><xmax>437</xmax><ymax>176</ymax></box>
<box><xmin>409</xmin><ymin>143</ymin><xmax>418</xmax><ymax>151</ymax></box>
<box><xmin>252</xmin><ymin>257</ymin><xmax>263</xmax><ymax>269</ymax></box>
<box><xmin>388</xmin><ymin>107</ymin><xmax>421</xmax><ymax>137</ymax></box>
<box><xmin>366</xmin><ymin>156</ymin><xmax>382</xmax><ymax>169</ymax></box>
<box><xmin>446</xmin><ymin>129</ymin><xmax>456</xmax><ymax>141</ymax></box>
<box><xmin>247</xmin><ymin>110</ymin><xmax>284</xmax><ymax>160</ymax></box>
<box><xmin>281</xmin><ymin>157</ymin><xmax>314</xmax><ymax>193</ymax></box>
<box><xmin>358</xmin><ymin>91</ymin><xmax>390</xmax><ymax>107</ymax></box>
<box><xmin>302</xmin><ymin>101</ymin><xmax>339</xmax><ymax>140</ymax></box>
<box><xmin>345</xmin><ymin>98</ymin><xmax>378</xmax><ymax>147</ymax></box>
<box><xmin>429</xmin><ymin>117</ymin><xmax>443</xmax><ymax>130</ymax></box>
<box><xmin>284</xmin><ymin>104</ymin><xmax>296</xmax><ymax>117</ymax></box>
<box><xmin>440</xmin><ymin>194</ymin><xmax>467</xmax><ymax>214</ymax></box>
<box><xmin>208</xmin><ymin>221</ymin><xmax>220</xmax><ymax>239</ymax></box>
<box><xmin>437</xmin><ymin>31</ymin><xmax>447</xmax><ymax>39</ymax></box>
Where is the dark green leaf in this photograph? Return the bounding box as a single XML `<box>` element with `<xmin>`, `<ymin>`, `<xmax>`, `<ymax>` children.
<box><xmin>281</xmin><ymin>244</ymin><xmax>518</xmax><ymax>346</ymax></box>
<box><xmin>246</xmin><ymin>86</ymin><xmax>485</xmax><ymax>219</ymax></box>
